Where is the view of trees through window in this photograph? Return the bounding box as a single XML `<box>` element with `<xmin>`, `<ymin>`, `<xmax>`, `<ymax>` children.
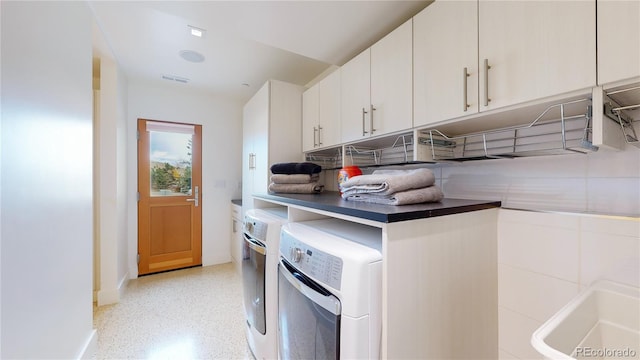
<box><xmin>150</xmin><ymin>132</ymin><xmax>192</xmax><ymax>196</ymax></box>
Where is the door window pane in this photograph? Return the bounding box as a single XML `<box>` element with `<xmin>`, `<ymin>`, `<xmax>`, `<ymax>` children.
<box><xmin>149</xmin><ymin>131</ymin><xmax>193</xmax><ymax>196</ymax></box>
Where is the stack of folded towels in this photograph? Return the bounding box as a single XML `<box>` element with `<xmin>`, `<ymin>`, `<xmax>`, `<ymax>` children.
<box><xmin>338</xmin><ymin>168</ymin><xmax>443</xmax><ymax>205</ymax></box>
<box><xmin>268</xmin><ymin>162</ymin><xmax>324</xmax><ymax>194</ymax></box>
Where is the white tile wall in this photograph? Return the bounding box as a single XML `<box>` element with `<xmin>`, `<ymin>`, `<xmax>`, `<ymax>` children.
<box><xmin>581</xmin><ymin>229</ymin><xmax>640</xmax><ymax>287</ymax></box>
<box><xmin>440</xmin><ymin>147</ymin><xmax>640</xmax><ymax>216</ymax></box>
<box><xmin>498</xmin><ymin>220</ymin><xmax>580</xmax><ymax>282</ymax></box>
<box><xmin>498</xmin><ymin>263</ymin><xmax>579</xmax><ymax>322</ymax></box>
<box><xmin>498</xmin><ymin>209</ymin><xmax>640</xmax><ymax>360</ymax></box>
<box><xmin>498</xmin><ymin>308</ymin><xmax>545</xmax><ymax>360</ymax></box>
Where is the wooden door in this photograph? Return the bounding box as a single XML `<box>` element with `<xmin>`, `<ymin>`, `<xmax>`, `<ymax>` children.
<box><xmin>138</xmin><ymin>119</ymin><xmax>202</xmax><ymax>275</ymax></box>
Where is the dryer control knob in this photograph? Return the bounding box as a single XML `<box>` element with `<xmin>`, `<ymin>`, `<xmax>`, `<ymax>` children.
<box><xmin>291</xmin><ymin>247</ymin><xmax>304</xmax><ymax>263</ymax></box>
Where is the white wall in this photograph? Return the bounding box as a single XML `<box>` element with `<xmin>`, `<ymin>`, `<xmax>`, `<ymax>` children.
<box><xmin>116</xmin><ymin>67</ymin><xmax>129</xmax><ymax>294</ymax></box>
<box><xmin>126</xmin><ymin>78</ymin><xmax>243</xmax><ymax>277</ymax></box>
<box><xmin>1</xmin><ymin>2</ymin><xmax>96</xmax><ymax>358</ymax></box>
<box><xmin>92</xmin><ymin>19</ymin><xmax>130</xmax><ymax>306</ymax></box>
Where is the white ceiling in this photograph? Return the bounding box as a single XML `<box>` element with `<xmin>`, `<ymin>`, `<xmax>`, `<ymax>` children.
<box><xmin>89</xmin><ymin>1</ymin><xmax>431</xmax><ymax>102</ymax></box>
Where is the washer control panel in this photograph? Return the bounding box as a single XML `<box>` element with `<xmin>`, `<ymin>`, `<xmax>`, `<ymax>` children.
<box><xmin>280</xmin><ymin>231</ymin><xmax>343</xmax><ymax>290</ymax></box>
<box><xmin>243</xmin><ymin>216</ymin><xmax>268</xmax><ymax>243</ymax></box>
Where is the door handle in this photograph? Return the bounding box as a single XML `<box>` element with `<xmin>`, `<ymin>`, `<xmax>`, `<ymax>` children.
<box><xmin>186</xmin><ymin>186</ymin><xmax>199</xmax><ymax>207</ymax></box>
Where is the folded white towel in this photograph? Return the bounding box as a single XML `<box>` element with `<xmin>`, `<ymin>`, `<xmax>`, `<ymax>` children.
<box><xmin>270</xmin><ymin>173</ymin><xmax>319</xmax><ymax>184</ymax></box>
<box><xmin>342</xmin><ymin>185</ymin><xmax>443</xmax><ymax>205</ymax></box>
<box><xmin>339</xmin><ymin>168</ymin><xmax>435</xmax><ymax>196</ymax></box>
<box><xmin>268</xmin><ymin>182</ymin><xmax>324</xmax><ymax>194</ymax></box>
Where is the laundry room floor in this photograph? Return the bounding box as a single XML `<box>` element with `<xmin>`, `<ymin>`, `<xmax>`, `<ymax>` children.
<box><xmin>92</xmin><ymin>263</ymin><xmax>252</xmax><ymax>359</ymax></box>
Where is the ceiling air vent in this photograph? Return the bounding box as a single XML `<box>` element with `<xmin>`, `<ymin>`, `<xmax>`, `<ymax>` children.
<box><xmin>161</xmin><ymin>74</ymin><xmax>190</xmax><ymax>84</ymax></box>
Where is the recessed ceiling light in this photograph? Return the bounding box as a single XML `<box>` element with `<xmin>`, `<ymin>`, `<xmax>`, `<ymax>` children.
<box><xmin>179</xmin><ymin>50</ymin><xmax>205</xmax><ymax>63</ymax></box>
<box><xmin>188</xmin><ymin>25</ymin><xmax>205</xmax><ymax>38</ymax></box>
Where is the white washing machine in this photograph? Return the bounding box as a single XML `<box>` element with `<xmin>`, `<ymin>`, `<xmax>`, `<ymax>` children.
<box><xmin>242</xmin><ymin>207</ymin><xmax>288</xmax><ymax>360</ymax></box>
<box><xmin>278</xmin><ymin>218</ymin><xmax>383</xmax><ymax>360</ymax></box>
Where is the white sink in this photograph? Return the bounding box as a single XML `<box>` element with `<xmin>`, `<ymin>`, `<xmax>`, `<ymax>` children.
<box><xmin>531</xmin><ymin>280</ymin><xmax>639</xmax><ymax>359</ymax></box>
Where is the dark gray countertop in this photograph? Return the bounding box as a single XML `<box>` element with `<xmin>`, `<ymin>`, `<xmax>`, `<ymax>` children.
<box><xmin>254</xmin><ymin>191</ymin><xmax>501</xmax><ymax>223</ymax></box>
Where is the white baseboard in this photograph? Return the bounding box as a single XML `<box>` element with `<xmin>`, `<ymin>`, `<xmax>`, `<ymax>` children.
<box><xmin>96</xmin><ymin>271</ymin><xmax>130</xmax><ymax>306</ymax></box>
<box><xmin>203</xmin><ymin>255</ymin><xmax>232</xmax><ymax>267</ymax></box>
<box><xmin>97</xmin><ymin>287</ymin><xmax>119</xmax><ymax>306</ymax></box>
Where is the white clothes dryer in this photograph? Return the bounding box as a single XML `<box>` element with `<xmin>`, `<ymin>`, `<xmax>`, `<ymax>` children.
<box><xmin>242</xmin><ymin>207</ymin><xmax>287</xmax><ymax>359</ymax></box>
<box><xmin>278</xmin><ymin>218</ymin><xmax>383</xmax><ymax>360</ymax></box>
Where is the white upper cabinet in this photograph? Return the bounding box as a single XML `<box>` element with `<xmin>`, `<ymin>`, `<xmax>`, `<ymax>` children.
<box><xmin>414</xmin><ymin>0</ymin><xmax>478</xmax><ymax>127</ymax></box>
<box><xmin>370</xmin><ymin>19</ymin><xmax>413</xmax><ymax>136</ymax></box>
<box><xmin>414</xmin><ymin>0</ymin><xmax>597</xmax><ymax>128</ymax></box>
<box><xmin>341</xmin><ymin>48</ymin><xmax>372</xmax><ymax>142</ymax></box>
<box><xmin>318</xmin><ymin>69</ymin><xmax>342</xmax><ymax>149</ymax></box>
<box><xmin>342</xmin><ymin>19</ymin><xmax>413</xmax><ymax>142</ymax></box>
<box><xmin>302</xmin><ymin>83</ymin><xmax>320</xmax><ymax>151</ymax></box>
<box><xmin>597</xmin><ymin>0</ymin><xmax>640</xmax><ymax>86</ymax></box>
<box><xmin>478</xmin><ymin>0</ymin><xmax>596</xmax><ymax>111</ymax></box>
<box><xmin>303</xmin><ymin>69</ymin><xmax>342</xmax><ymax>152</ymax></box>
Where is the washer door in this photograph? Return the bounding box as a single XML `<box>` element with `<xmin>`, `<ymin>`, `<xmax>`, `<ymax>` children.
<box><xmin>242</xmin><ymin>233</ymin><xmax>267</xmax><ymax>335</ymax></box>
<box><xmin>278</xmin><ymin>259</ymin><xmax>341</xmax><ymax>360</ymax></box>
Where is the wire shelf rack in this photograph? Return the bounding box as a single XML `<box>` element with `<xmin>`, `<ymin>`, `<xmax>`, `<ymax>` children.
<box><xmin>603</xmin><ymin>85</ymin><xmax>640</xmax><ymax>148</ymax></box>
<box><xmin>419</xmin><ymin>98</ymin><xmax>598</xmax><ymax>161</ymax></box>
<box><xmin>304</xmin><ymin>147</ymin><xmax>343</xmax><ymax>170</ymax></box>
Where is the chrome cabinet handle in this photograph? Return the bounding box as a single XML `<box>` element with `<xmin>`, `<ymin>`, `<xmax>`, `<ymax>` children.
<box><xmin>483</xmin><ymin>59</ymin><xmax>491</xmax><ymax>107</ymax></box>
<box><xmin>313</xmin><ymin>126</ymin><xmax>318</xmax><ymax>147</ymax></box>
<box><xmin>362</xmin><ymin>107</ymin><xmax>369</xmax><ymax>136</ymax></box>
<box><xmin>463</xmin><ymin>67</ymin><xmax>470</xmax><ymax>112</ymax></box>
<box><xmin>318</xmin><ymin>126</ymin><xmax>323</xmax><ymax>146</ymax></box>
<box><xmin>249</xmin><ymin>153</ymin><xmax>256</xmax><ymax>169</ymax></box>
<box><xmin>370</xmin><ymin>104</ymin><xmax>377</xmax><ymax>134</ymax></box>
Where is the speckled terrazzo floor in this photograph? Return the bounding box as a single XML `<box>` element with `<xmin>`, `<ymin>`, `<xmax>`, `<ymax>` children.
<box><xmin>93</xmin><ymin>263</ymin><xmax>252</xmax><ymax>359</ymax></box>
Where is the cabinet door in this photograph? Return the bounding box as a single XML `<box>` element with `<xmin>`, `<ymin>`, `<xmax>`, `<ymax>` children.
<box><xmin>479</xmin><ymin>0</ymin><xmax>596</xmax><ymax>110</ymax></box>
<box><xmin>597</xmin><ymin>0</ymin><xmax>640</xmax><ymax>85</ymax></box>
<box><xmin>302</xmin><ymin>83</ymin><xmax>320</xmax><ymax>151</ymax></box>
<box><xmin>371</xmin><ymin>19</ymin><xmax>413</xmax><ymax>135</ymax></box>
<box><xmin>414</xmin><ymin>1</ymin><xmax>478</xmax><ymax>127</ymax></box>
<box><xmin>341</xmin><ymin>49</ymin><xmax>371</xmax><ymax>143</ymax></box>
<box><xmin>318</xmin><ymin>68</ymin><xmax>341</xmax><ymax>148</ymax></box>
<box><xmin>242</xmin><ymin>81</ymin><xmax>270</xmax><ymax>212</ymax></box>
